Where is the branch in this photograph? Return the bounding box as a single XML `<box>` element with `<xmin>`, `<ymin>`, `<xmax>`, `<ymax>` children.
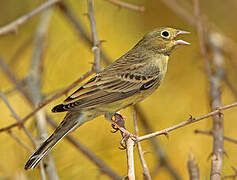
<box><xmin>208</xmin><ymin>26</ymin><xmax>225</xmax><ymax>180</ymax></box>
<box><xmin>194</xmin><ymin>130</ymin><xmax>237</xmax><ymax>145</ymax></box>
<box><xmin>87</xmin><ymin>0</ymin><xmax>101</xmax><ymax>72</ymax></box>
<box><xmin>187</xmin><ymin>153</ymin><xmax>199</xmax><ymax>180</ymax></box>
<box><xmin>136</xmin><ymin>102</ymin><xmax>237</xmax><ymax>142</ymax></box>
<box><xmin>105</xmin><ymin>0</ymin><xmax>144</xmax><ymax>12</ymax></box>
<box><xmin>0</xmin><ymin>0</ymin><xmax>63</xmax><ymax>36</ymax></box>
<box><xmin>0</xmin><ymin>90</ymin><xmax>36</xmax><ymax>146</ymax></box>
<box><xmin>26</xmin><ymin>8</ymin><xmax>59</xmax><ymax>180</ymax></box>
<box><xmin>133</xmin><ymin>107</ymin><xmax>151</xmax><ymax>180</ymax></box>
<box><xmin>126</xmin><ymin>138</ymin><xmax>135</xmax><ymax>180</ymax></box>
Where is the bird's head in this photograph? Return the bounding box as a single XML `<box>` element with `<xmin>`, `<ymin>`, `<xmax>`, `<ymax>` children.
<box><xmin>139</xmin><ymin>27</ymin><xmax>190</xmax><ymax>55</ymax></box>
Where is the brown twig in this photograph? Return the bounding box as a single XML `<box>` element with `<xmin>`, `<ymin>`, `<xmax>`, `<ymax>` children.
<box><xmin>137</xmin><ymin>102</ymin><xmax>237</xmax><ymax>142</ymax></box>
<box><xmin>0</xmin><ymin>0</ymin><xmax>63</xmax><ymax>36</ymax></box>
<box><xmin>187</xmin><ymin>153</ymin><xmax>199</xmax><ymax>180</ymax></box>
<box><xmin>87</xmin><ymin>0</ymin><xmax>101</xmax><ymax>72</ymax></box>
<box><xmin>193</xmin><ymin>0</ymin><xmax>225</xmax><ymax>178</ymax></box>
<box><xmin>104</xmin><ymin>0</ymin><xmax>145</xmax><ymax>12</ymax></box>
<box><xmin>194</xmin><ymin>129</ymin><xmax>237</xmax><ymax>145</ymax></box>
<box><xmin>193</xmin><ymin>0</ymin><xmax>212</xmax><ymax>79</ymax></box>
<box><xmin>133</xmin><ymin>107</ymin><xmax>151</xmax><ymax>180</ymax></box>
<box><xmin>0</xmin><ymin>90</ymin><xmax>36</xmax><ymax>146</ymax></box>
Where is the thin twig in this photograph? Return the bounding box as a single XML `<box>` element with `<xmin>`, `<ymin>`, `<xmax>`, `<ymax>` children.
<box><xmin>105</xmin><ymin>0</ymin><xmax>144</xmax><ymax>12</ymax></box>
<box><xmin>137</xmin><ymin>102</ymin><xmax>237</xmax><ymax>142</ymax></box>
<box><xmin>133</xmin><ymin>107</ymin><xmax>151</xmax><ymax>180</ymax></box>
<box><xmin>88</xmin><ymin>0</ymin><xmax>101</xmax><ymax>72</ymax></box>
<box><xmin>194</xmin><ymin>130</ymin><xmax>237</xmax><ymax>145</ymax></box>
<box><xmin>0</xmin><ymin>90</ymin><xmax>36</xmax><ymax>146</ymax></box>
<box><xmin>0</xmin><ymin>0</ymin><xmax>63</xmax><ymax>36</ymax></box>
<box><xmin>187</xmin><ymin>153</ymin><xmax>199</xmax><ymax>180</ymax></box>
<box><xmin>193</xmin><ymin>0</ymin><xmax>212</xmax><ymax>79</ymax></box>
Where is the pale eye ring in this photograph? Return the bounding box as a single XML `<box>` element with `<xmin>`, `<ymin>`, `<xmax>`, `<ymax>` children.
<box><xmin>161</xmin><ymin>30</ymin><xmax>170</xmax><ymax>39</ymax></box>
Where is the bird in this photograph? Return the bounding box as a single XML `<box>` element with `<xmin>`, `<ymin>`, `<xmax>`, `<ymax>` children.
<box><xmin>25</xmin><ymin>27</ymin><xmax>190</xmax><ymax>170</ymax></box>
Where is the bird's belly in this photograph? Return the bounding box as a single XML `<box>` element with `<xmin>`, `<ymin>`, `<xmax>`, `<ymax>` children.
<box><xmin>97</xmin><ymin>86</ymin><xmax>158</xmax><ymax>113</ymax></box>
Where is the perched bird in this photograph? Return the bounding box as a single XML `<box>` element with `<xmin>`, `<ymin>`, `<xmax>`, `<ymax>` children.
<box><xmin>25</xmin><ymin>27</ymin><xmax>190</xmax><ymax>170</ymax></box>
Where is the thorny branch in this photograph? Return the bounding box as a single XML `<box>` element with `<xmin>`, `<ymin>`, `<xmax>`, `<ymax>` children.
<box><xmin>0</xmin><ymin>0</ymin><xmax>63</xmax><ymax>36</ymax></box>
<box><xmin>87</xmin><ymin>0</ymin><xmax>101</xmax><ymax>72</ymax></box>
<box><xmin>136</xmin><ymin>102</ymin><xmax>237</xmax><ymax>142</ymax></box>
<box><xmin>133</xmin><ymin>107</ymin><xmax>151</xmax><ymax>180</ymax></box>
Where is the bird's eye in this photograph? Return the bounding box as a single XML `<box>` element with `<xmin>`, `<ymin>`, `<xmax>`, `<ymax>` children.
<box><xmin>161</xmin><ymin>30</ymin><xmax>170</xmax><ymax>39</ymax></box>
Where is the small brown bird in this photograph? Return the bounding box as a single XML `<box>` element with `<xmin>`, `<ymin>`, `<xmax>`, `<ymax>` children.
<box><xmin>25</xmin><ymin>27</ymin><xmax>189</xmax><ymax>170</ymax></box>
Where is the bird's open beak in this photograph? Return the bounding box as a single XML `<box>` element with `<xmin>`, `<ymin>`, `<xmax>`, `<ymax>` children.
<box><xmin>175</xmin><ymin>30</ymin><xmax>190</xmax><ymax>45</ymax></box>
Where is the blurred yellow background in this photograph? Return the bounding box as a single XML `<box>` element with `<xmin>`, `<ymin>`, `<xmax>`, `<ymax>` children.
<box><xmin>0</xmin><ymin>0</ymin><xmax>237</xmax><ymax>179</ymax></box>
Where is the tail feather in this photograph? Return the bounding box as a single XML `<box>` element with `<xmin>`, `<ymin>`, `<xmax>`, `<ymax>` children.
<box><xmin>25</xmin><ymin>111</ymin><xmax>83</xmax><ymax>170</ymax></box>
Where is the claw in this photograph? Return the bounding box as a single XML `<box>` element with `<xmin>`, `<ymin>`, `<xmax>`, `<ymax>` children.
<box><xmin>111</xmin><ymin>123</ymin><xmax>119</xmax><ymax>133</ymax></box>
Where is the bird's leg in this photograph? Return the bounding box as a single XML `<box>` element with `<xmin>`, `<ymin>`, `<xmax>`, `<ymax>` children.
<box><xmin>111</xmin><ymin>113</ymin><xmax>136</xmax><ymax>149</ymax></box>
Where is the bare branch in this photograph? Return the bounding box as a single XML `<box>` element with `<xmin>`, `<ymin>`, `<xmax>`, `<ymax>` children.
<box><xmin>0</xmin><ymin>90</ymin><xmax>36</xmax><ymax>145</ymax></box>
<box><xmin>0</xmin><ymin>0</ymin><xmax>63</xmax><ymax>36</ymax></box>
<box><xmin>26</xmin><ymin>8</ymin><xmax>59</xmax><ymax>180</ymax></box>
<box><xmin>187</xmin><ymin>153</ymin><xmax>199</xmax><ymax>180</ymax></box>
<box><xmin>105</xmin><ymin>0</ymin><xmax>144</xmax><ymax>12</ymax></box>
<box><xmin>208</xmin><ymin>31</ymin><xmax>225</xmax><ymax>180</ymax></box>
<box><xmin>194</xmin><ymin>129</ymin><xmax>237</xmax><ymax>145</ymax></box>
<box><xmin>137</xmin><ymin>102</ymin><xmax>237</xmax><ymax>142</ymax></box>
<box><xmin>193</xmin><ymin>0</ymin><xmax>212</xmax><ymax>79</ymax></box>
<box><xmin>133</xmin><ymin>107</ymin><xmax>151</xmax><ymax>180</ymax></box>
<box><xmin>87</xmin><ymin>0</ymin><xmax>101</xmax><ymax>72</ymax></box>
<box><xmin>126</xmin><ymin>138</ymin><xmax>135</xmax><ymax>180</ymax></box>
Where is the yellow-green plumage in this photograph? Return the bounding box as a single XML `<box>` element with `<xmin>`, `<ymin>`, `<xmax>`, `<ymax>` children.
<box><xmin>25</xmin><ymin>27</ymin><xmax>189</xmax><ymax>170</ymax></box>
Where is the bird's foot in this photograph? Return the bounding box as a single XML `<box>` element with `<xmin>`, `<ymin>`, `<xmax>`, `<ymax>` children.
<box><xmin>110</xmin><ymin>112</ymin><xmax>137</xmax><ymax>149</ymax></box>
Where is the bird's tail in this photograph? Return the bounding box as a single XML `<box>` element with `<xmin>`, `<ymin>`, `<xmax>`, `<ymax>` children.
<box><xmin>25</xmin><ymin>111</ymin><xmax>84</xmax><ymax>170</ymax></box>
